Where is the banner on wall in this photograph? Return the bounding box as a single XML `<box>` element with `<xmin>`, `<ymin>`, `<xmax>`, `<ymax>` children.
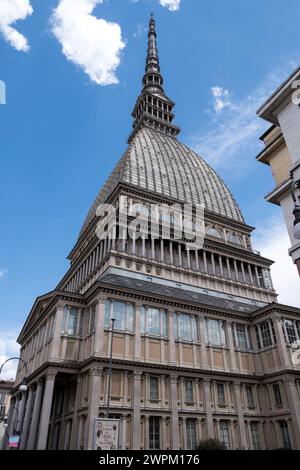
<box><xmin>93</xmin><ymin>418</ymin><xmax>120</xmax><ymax>450</ymax></box>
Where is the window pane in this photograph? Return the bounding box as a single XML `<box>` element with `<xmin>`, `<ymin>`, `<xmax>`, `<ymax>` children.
<box><xmin>104</xmin><ymin>301</ymin><xmax>111</xmax><ymax>328</ymax></box>
<box><xmin>186</xmin><ymin>419</ymin><xmax>197</xmax><ymax>450</ymax></box>
<box><xmin>149</xmin><ymin>417</ymin><xmax>160</xmax><ymax>450</ymax></box>
<box><xmin>219</xmin><ymin>421</ymin><xmax>230</xmax><ymax>449</ymax></box>
<box><xmin>147</xmin><ymin>308</ymin><xmax>161</xmax><ymax>335</ymax></box>
<box><xmin>185</xmin><ymin>380</ymin><xmax>193</xmax><ymax>402</ymax></box>
<box><xmin>217</xmin><ymin>384</ymin><xmax>225</xmax><ymax>404</ymax></box>
<box><xmin>246</xmin><ymin>386</ymin><xmax>255</xmax><ymax>407</ymax></box>
<box><xmin>250</xmin><ymin>422</ymin><xmax>261</xmax><ymax>450</ymax></box>
<box><xmin>150</xmin><ymin>377</ymin><xmax>159</xmax><ymax>400</ymax></box>
<box><xmin>279</xmin><ymin>421</ymin><xmax>291</xmax><ymax>449</ymax></box>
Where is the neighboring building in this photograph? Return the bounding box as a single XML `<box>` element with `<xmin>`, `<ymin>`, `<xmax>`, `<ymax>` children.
<box><xmin>7</xmin><ymin>17</ymin><xmax>300</xmax><ymax>451</ymax></box>
<box><xmin>0</xmin><ymin>381</ymin><xmax>13</xmax><ymax>448</ymax></box>
<box><xmin>257</xmin><ymin>66</ymin><xmax>300</xmax><ymax>275</ymax></box>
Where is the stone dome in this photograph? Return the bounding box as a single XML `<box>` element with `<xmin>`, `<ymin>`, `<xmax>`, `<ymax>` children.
<box><xmin>79</xmin><ymin>128</ymin><xmax>244</xmax><ymax>237</ymax></box>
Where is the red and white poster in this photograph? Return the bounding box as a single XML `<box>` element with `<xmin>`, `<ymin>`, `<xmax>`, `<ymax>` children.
<box><xmin>93</xmin><ymin>419</ymin><xmax>120</xmax><ymax>450</ymax></box>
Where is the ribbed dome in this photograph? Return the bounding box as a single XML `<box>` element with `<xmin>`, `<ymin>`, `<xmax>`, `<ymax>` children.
<box><xmin>79</xmin><ymin>128</ymin><xmax>244</xmax><ymax>238</ymax></box>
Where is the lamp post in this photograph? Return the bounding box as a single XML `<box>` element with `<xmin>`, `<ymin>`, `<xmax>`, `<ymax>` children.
<box><xmin>106</xmin><ymin>318</ymin><xmax>115</xmax><ymax>418</ymax></box>
<box><xmin>291</xmin><ymin>178</ymin><xmax>300</xmax><ymax>240</ymax></box>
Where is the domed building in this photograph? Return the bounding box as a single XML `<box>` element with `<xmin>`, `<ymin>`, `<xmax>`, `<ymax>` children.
<box><xmin>7</xmin><ymin>17</ymin><xmax>300</xmax><ymax>451</ymax></box>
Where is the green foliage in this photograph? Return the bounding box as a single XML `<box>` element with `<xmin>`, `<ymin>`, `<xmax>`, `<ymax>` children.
<box><xmin>196</xmin><ymin>439</ymin><xmax>227</xmax><ymax>450</ymax></box>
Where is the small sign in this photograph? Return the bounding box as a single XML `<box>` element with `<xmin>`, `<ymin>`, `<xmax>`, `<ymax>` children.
<box><xmin>8</xmin><ymin>435</ymin><xmax>20</xmax><ymax>448</ymax></box>
<box><xmin>94</xmin><ymin>418</ymin><xmax>120</xmax><ymax>450</ymax></box>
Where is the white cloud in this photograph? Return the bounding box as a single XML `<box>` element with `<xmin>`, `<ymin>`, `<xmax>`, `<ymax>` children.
<box><xmin>253</xmin><ymin>216</ymin><xmax>300</xmax><ymax>308</ymax></box>
<box><xmin>51</xmin><ymin>0</ymin><xmax>125</xmax><ymax>85</ymax></box>
<box><xmin>0</xmin><ymin>268</ymin><xmax>8</xmax><ymax>280</ymax></box>
<box><xmin>211</xmin><ymin>86</ymin><xmax>232</xmax><ymax>113</ymax></box>
<box><xmin>0</xmin><ymin>331</ymin><xmax>20</xmax><ymax>381</ymax></box>
<box><xmin>159</xmin><ymin>0</ymin><xmax>181</xmax><ymax>11</ymax></box>
<box><xmin>191</xmin><ymin>61</ymin><xmax>299</xmax><ymax>169</ymax></box>
<box><xmin>0</xmin><ymin>0</ymin><xmax>33</xmax><ymax>52</ymax></box>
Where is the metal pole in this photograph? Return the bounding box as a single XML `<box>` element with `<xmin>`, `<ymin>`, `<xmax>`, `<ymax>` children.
<box><xmin>106</xmin><ymin>318</ymin><xmax>115</xmax><ymax>418</ymax></box>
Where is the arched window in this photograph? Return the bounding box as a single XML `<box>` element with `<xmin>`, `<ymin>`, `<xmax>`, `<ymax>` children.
<box><xmin>227</xmin><ymin>233</ymin><xmax>243</xmax><ymax>245</ymax></box>
<box><xmin>206</xmin><ymin>227</ymin><xmax>223</xmax><ymax>239</ymax></box>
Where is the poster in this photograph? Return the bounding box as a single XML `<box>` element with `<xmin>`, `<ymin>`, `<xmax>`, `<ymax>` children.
<box><xmin>94</xmin><ymin>418</ymin><xmax>120</xmax><ymax>450</ymax></box>
<box><xmin>8</xmin><ymin>435</ymin><xmax>20</xmax><ymax>448</ymax></box>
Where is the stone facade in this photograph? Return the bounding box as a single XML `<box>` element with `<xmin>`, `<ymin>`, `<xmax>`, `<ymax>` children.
<box><xmin>257</xmin><ymin>66</ymin><xmax>300</xmax><ymax>275</ymax></box>
<box><xmin>6</xmin><ymin>18</ymin><xmax>300</xmax><ymax>451</ymax></box>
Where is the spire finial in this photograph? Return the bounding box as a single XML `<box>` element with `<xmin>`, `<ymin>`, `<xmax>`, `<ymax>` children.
<box><xmin>128</xmin><ymin>16</ymin><xmax>180</xmax><ymax>143</ymax></box>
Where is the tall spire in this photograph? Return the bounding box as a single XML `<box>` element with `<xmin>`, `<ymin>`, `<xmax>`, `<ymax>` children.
<box><xmin>128</xmin><ymin>14</ymin><xmax>180</xmax><ymax>143</ymax></box>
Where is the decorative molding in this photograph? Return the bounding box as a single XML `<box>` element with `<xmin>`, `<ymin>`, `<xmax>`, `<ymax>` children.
<box><xmin>133</xmin><ymin>371</ymin><xmax>143</xmax><ymax>381</ymax></box>
<box><xmin>90</xmin><ymin>367</ymin><xmax>104</xmax><ymax>377</ymax></box>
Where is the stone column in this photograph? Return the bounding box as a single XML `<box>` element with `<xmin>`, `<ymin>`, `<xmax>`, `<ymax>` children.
<box><xmin>16</xmin><ymin>391</ymin><xmax>27</xmax><ymax>434</ymax></box>
<box><xmin>203</xmin><ymin>379</ymin><xmax>214</xmax><ymax>438</ymax></box>
<box><xmin>94</xmin><ymin>297</ymin><xmax>106</xmax><ymax>354</ymax></box>
<box><xmin>19</xmin><ymin>387</ymin><xmax>34</xmax><ymax>449</ymax></box>
<box><xmin>134</xmin><ymin>304</ymin><xmax>142</xmax><ymax>361</ymax></box>
<box><xmin>86</xmin><ymin>366</ymin><xmax>103</xmax><ymax>450</ymax></box>
<box><xmin>132</xmin><ymin>371</ymin><xmax>142</xmax><ymax>450</ymax></box>
<box><xmin>273</xmin><ymin>314</ymin><xmax>290</xmax><ymax>368</ymax></box>
<box><xmin>50</xmin><ymin>305</ymin><xmax>64</xmax><ymax>360</ymax></box>
<box><xmin>169</xmin><ymin>375</ymin><xmax>179</xmax><ymax>450</ymax></box>
<box><xmin>226</xmin><ymin>320</ymin><xmax>237</xmax><ymax>371</ymax></box>
<box><xmin>233</xmin><ymin>382</ymin><xmax>247</xmax><ymax>449</ymax></box>
<box><xmin>284</xmin><ymin>377</ymin><xmax>300</xmax><ymax>448</ymax></box>
<box><xmin>121</xmin><ymin>415</ymin><xmax>127</xmax><ymax>450</ymax></box>
<box><xmin>144</xmin><ymin>415</ymin><xmax>150</xmax><ymax>449</ymax></box>
<box><xmin>36</xmin><ymin>372</ymin><xmax>57</xmax><ymax>450</ymax></box>
<box><xmin>70</xmin><ymin>375</ymin><xmax>83</xmax><ymax>450</ymax></box>
<box><xmin>168</xmin><ymin>310</ymin><xmax>176</xmax><ymax>366</ymax></box>
<box><xmin>27</xmin><ymin>380</ymin><xmax>44</xmax><ymax>449</ymax></box>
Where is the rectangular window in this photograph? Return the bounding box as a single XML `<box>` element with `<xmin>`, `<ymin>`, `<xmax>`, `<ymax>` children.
<box><xmin>185</xmin><ymin>379</ymin><xmax>194</xmax><ymax>403</ymax></box>
<box><xmin>279</xmin><ymin>421</ymin><xmax>291</xmax><ymax>449</ymax></box>
<box><xmin>250</xmin><ymin>422</ymin><xmax>261</xmax><ymax>450</ymax></box>
<box><xmin>260</xmin><ymin>321</ymin><xmax>272</xmax><ymax>347</ymax></box>
<box><xmin>273</xmin><ymin>384</ymin><xmax>283</xmax><ymax>407</ymax></box>
<box><xmin>219</xmin><ymin>421</ymin><xmax>230</xmax><ymax>449</ymax></box>
<box><xmin>141</xmin><ymin>307</ymin><xmax>167</xmax><ymax>337</ymax></box>
<box><xmin>105</xmin><ymin>300</ymin><xmax>134</xmax><ymax>333</ymax></box>
<box><xmin>149</xmin><ymin>417</ymin><xmax>160</xmax><ymax>450</ymax></box>
<box><xmin>150</xmin><ymin>377</ymin><xmax>159</xmax><ymax>401</ymax></box>
<box><xmin>246</xmin><ymin>386</ymin><xmax>255</xmax><ymax>408</ymax></box>
<box><xmin>186</xmin><ymin>419</ymin><xmax>197</xmax><ymax>450</ymax></box>
<box><xmin>234</xmin><ymin>324</ymin><xmax>252</xmax><ymax>350</ymax></box>
<box><xmin>282</xmin><ymin>318</ymin><xmax>300</xmax><ymax>344</ymax></box>
<box><xmin>206</xmin><ymin>319</ymin><xmax>226</xmax><ymax>347</ymax></box>
<box><xmin>62</xmin><ymin>306</ymin><xmax>80</xmax><ymax>336</ymax></box>
<box><xmin>174</xmin><ymin>313</ymin><xmax>198</xmax><ymax>342</ymax></box>
<box><xmin>255</xmin><ymin>320</ymin><xmax>276</xmax><ymax>349</ymax></box>
<box><xmin>217</xmin><ymin>383</ymin><xmax>226</xmax><ymax>405</ymax></box>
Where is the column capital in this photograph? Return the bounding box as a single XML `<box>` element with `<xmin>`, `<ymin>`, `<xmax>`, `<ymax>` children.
<box><xmin>133</xmin><ymin>371</ymin><xmax>143</xmax><ymax>381</ymax></box>
<box><xmin>96</xmin><ymin>295</ymin><xmax>107</xmax><ymax>304</ymax></box>
<box><xmin>90</xmin><ymin>366</ymin><xmax>104</xmax><ymax>377</ymax></box>
<box><xmin>233</xmin><ymin>382</ymin><xmax>241</xmax><ymax>390</ymax></box>
<box><xmin>198</xmin><ymin>314</ymin><xmax>205</xmax><ymax>322</ymax></box>
<box><xmin>273</xmin><ymin>313</ymin><xmax>282</xmax><ymax>322</ymax></box>
<box><xmin>203</xmin><ymin>378</ymin><xmax>211</xmax><ymax>387</ymax></box>
<box><xmin>169</xmin><ymin>374</ymin><xmax>178</xmax><ymax>384</ymax></box>
<box><xmin>45</xmin><ymin>371</ymin><xmax>57</xmax><ymax>382</ymax></box>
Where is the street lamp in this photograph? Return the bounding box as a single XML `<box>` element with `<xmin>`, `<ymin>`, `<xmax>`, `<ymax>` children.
<box><xmin>291</xmin><ymin>178</ymin><xmax>300</xmax><ymax>240</ymax></box>
<box><xmin>0</xmin><ymin>357</ymin><xmax>28</xmax><ymax>393</ymax></box>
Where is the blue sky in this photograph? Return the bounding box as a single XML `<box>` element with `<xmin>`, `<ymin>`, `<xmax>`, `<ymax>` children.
<box><xmin>1</xmin><ymin>0</ymin><xmax>300</xmax><ymax>369</ymax></box>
